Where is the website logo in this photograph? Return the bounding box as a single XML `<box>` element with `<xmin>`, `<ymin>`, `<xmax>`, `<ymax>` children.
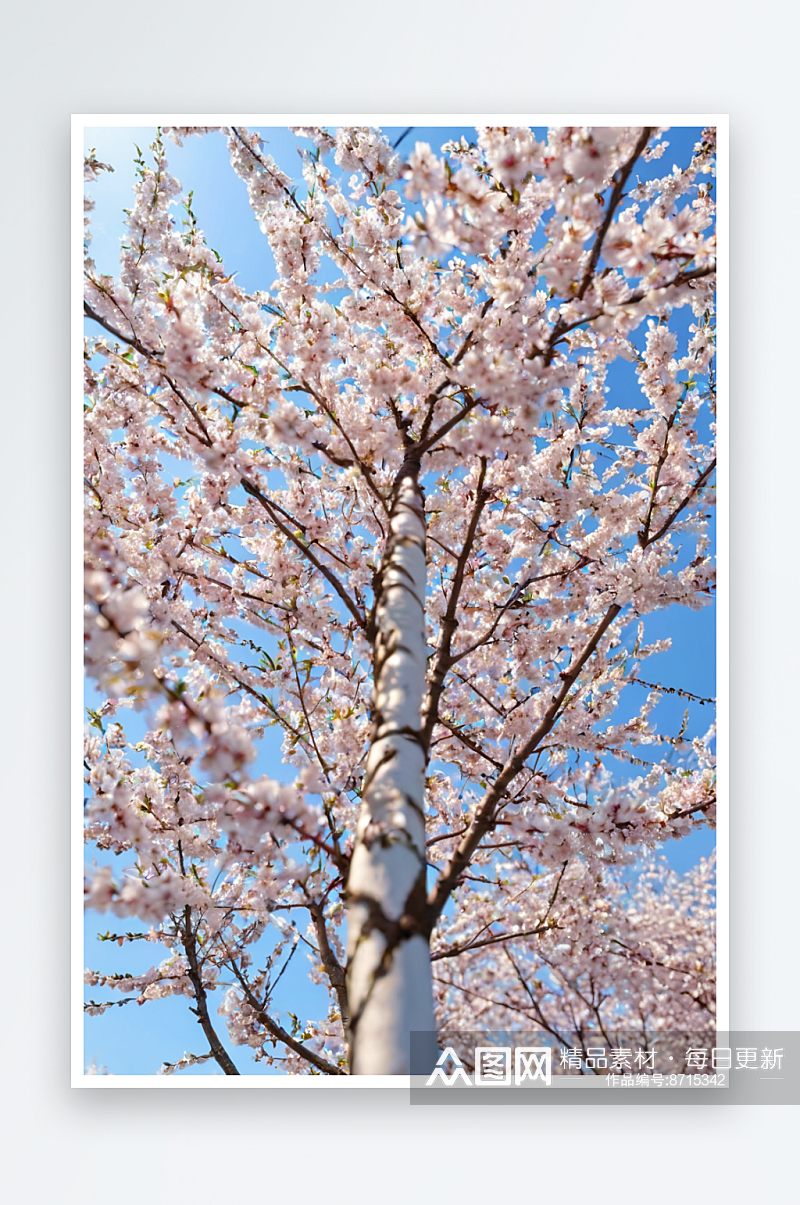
<box><xmin>426</xmin><ymin>1046</ymin><xmax>552</xmax><ymax>1087</ymax></box>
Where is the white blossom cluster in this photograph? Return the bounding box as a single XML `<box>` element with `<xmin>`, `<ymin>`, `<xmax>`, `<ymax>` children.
<box><xmin>84</xmin><ymin>125</ymin><xmax>717</xmax><ymax>1074</ymax></box>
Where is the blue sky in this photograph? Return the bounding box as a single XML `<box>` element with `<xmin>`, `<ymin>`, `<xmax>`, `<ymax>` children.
<box><xmin>83</xmin><ymin>123</ymin><xmax>716</xmax><ymax>1074</ymax></box>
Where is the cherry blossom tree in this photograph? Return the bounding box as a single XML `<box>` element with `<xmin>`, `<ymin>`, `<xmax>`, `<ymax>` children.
<box><xmin>83</xmin><ymin>123</ymin><xmax>717</xmax><ymax>1075</ymax></box>
<box><xmin>434</xmin><ymin>853</ymin><xmax>717</xmax><ymax>1074</ymax></box>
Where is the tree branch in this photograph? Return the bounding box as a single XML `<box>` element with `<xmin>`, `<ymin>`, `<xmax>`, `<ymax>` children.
<box><xmin>576</xmin><ymin>127</ymin><xmax>654</xmax><ymax>300</ymax></box>
<box><xmin>306</xmin><ymin>898</ymin><xmax>350</xmax><ymax>1028</ymax></box>
<box><xmin>227</xmin><ymin>958</ymin><xmax>346</xmax><ymax>1075</ymax></box>
<box><xmin>421</xmin><ymin>458</ymin><xmax>489</xmax><ymax>750</ymax></box>
<box><xmin>182</xmin><ymin>907</ymin><xmax>240</xmax><ymax>1075</ymax></box>
<box><xmin>425</xmin><ymin>602</ymin><xmax>622</xmax><ymax>932</ymax></box>
<box><xmin>241</xmin><ymin>477</ymin><xmax>366</xmax><ymax>628</ymax></box>
<box><xmin>640</xmin><ymin>458</ymin><xmax>716</xmax><ymax>548</ymax></box>
<box><xmin>84</xmin><ymin>299</ymin><xmax>241</xmax><ymax>413</ymax></box>
<box><xmin>639</xmin><ymin>410</ymin><xmax>678</xmax><ymax>546</ymax></box>
<box><xmin>434</xmin><ymin>715</ymin><xmax>506</xmax><ymax>771</ymax></box>
<box><xmin>431</xmin><ymin>922</ymin><xmax>555</xmax><ymax>961</ymax></box>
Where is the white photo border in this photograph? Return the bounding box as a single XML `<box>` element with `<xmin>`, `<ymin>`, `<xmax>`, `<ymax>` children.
<box><xmin>73</xmin><ymin>113</ymin><xmax>729</xmax><ymax>1087</ymax></box>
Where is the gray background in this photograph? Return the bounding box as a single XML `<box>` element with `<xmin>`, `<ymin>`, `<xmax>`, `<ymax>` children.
<box><xmin>3</xmin><ymin>1</ymin><xmax>797</xmax><ymax>1199</ymax></box>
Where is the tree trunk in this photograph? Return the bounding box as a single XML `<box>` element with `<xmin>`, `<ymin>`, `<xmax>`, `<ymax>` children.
<box><xmin>345</xmin><ymin>457</ymin><xmax>437</xmax><ymax>1073</ymax></box>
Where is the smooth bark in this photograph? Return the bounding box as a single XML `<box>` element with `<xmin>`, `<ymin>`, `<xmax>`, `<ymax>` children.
<box><xmin>346</xmin><ymin>458</ymin><xmax>436</xmax><ymax>1073</ymax></box>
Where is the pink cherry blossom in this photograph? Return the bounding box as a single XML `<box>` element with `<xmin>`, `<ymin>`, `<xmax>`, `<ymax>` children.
<box><xmin>84</xmin><ymin>125</ymin><xmax>717</xmax><ymax>1076</ymax></box>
